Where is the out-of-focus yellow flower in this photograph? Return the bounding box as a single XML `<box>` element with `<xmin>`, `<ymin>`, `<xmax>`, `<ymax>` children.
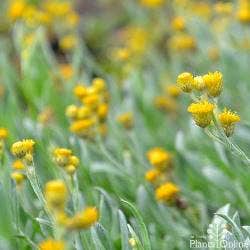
<box><xmin>82</xmin><ymin>94</ymin><xmax>100</xmax><ymax>110</ymax></box>
<box><xmin>237</xmin><ymin>1</ymin><xmax>250</xmax><ymax>23</ymax></box>
<box><xmin>44</xmin><ymin>1</ymin><xmax>71</xmax><ymax>17</ymax></box>
<box><xmin>66</xmin><ymin>207</ymin><xmax>99</xmax><ymax>230</ymax></box>
<box><xmin>60</xmin><ymin>64</ymin><xmax>74</xmax><ymax>80</ymax></box>
<box><xmin>139</xmin><ymin>0</ymin><xmax>165</xmax><ymax>8</ymax></box>
<box><xmin>218</xmin><ymin>109</ymin><xmax>240</xmax><ymax>137</ymax></box>
<box><xmin>147</xmin><ymin>147</ymin><xmax>172</xmax><ymax>170</ymax></box>
<box><xmin>65</xmin><ymin>105</ymin><xmax>78</xmax><ymax>119</ymax></box>
<box><xmin>154</xmin><ymin>96</ymin><xmax>177</xmax><ymax>113</ymax></box>
<box><xmin>177</xmin><ymin>72</ymin><xmax>194</xmax><ymax>92</ymax></box>
<box><xmin>44</xmin><ymin>180</ymin><xmax>68</xmax><ymax>211</ymax></box>
<box><xmin>171</xmin><ymin>16</ymin><xmax>186</xmax><ymax>31</ymax></box>
<box><xmin>193</xmin><ymin>76</ymin><xmax>206</xmax><ymax>91</ymax></box>
<box><xmin>0</xmin><ymin>128</ymin><xmax>8</xmax><ymax>140</ymax></box>
<box><xmin>191</xmin><ymin>2</ymin><xmax>212</xmax><ymax>19</ymax></box>
<box><xmin>117</xmin><ymin>112</ymin><xmax>134</xmax><ymax>130</ymax></box>
<box><xmin>11</xmin><ymin>139</ymin><xmax>35</xmax><ymax>159</ymax></box>
<box><xmin>92</xmin><ymin>78</ymin><xmax>106</xmax><ymax>93</ymax></box>
<box><xmin>12</xmin><ymin>160</ymin><xmax>25</xmax><ymax>170</ymax></box>
<box><xmin>203</xmin><ymin>71</ymin><xmax>223</xmax><ymax>97</ymax></box>
<box><xmin>8</xmin><ymin>0</ymin><xmax>26</xmax><ymax>21</ymax></box>
<box><xmin>165</xmin><ymin>85</ymin><xmax>181</xmax><ymax>98</ymax></box>
<box><xmin>187</xmin><ymin>100</ymin><xmax>215</xmax><ymax>128</ymax></box>
<box><xmin>60</xmin><ymin>35</ymin><xmax>77</xmax><ymax>51</ymax></box>
<box><xmin>97</xmin><ymin>104</ymin><xmax>109</xmax><ymax>122</ymax></box>
<box><xmin>208</xmin><ymin>47</ymin><xmax>220</xmax><ymax>61</ymax></box>
<box><xmin>113</xmin><ymin>48</ymin><xmax>131</xmax><ymax>61</ymax></box>
<box><xmin>66</xmin><ymin>12</ymin><xmax>80</xmax><ymax>27</ymax></box>
<box><xmin>74</xmin><ymin>85</ymin><xmax>88</xmax><ymax>100</ymax></box>
<box><xmin>70</xmin><ymin>118</ymin><xmax>96</xmax><ymax>137</ymax></box>
<box><xmin>155</xmin><ymin>182</ymin><xmax>180</xmax><ymax>202</ymax></box>
<box><xmin>38</xmin><ymin>107</ymin><xmax>53</xmax><ymax>125</ymax></box>
<box><xmin>168</xmin><ymin>34</ymin><xmax>196</xmax><ymax>52</ymax></box>
<box><xmin>11</xmin><ymin>172</ymin><xmax>25</xmax><ymax>186</ymax></box>
<box><xmin>39</xmin><ymin>239</ymin><xmax>65</xmax><ymax>250</ymax></box>
<box><xmin>129</xmin><ymin>238</ymin><xmax>137</xmax><ymax>247</ymax></box>
<box><xmin>145</xmin><ymin>169</ymin><xmax>161</xmax><ymax>183</ymax></box>
<box><xmin>214</xmin><ymin>2</ymin><xmax>233</xmax><ymax>15</ymax></box>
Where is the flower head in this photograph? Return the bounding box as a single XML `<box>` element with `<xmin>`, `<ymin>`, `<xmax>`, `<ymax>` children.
<box><xmin>187</xmin><ymin>100</ymin><xmax>214</xmax><ymax>128</ymax></box>
<box><xmin>155</xmin><ymin>182</ymin><xmax>180</xmax><ymax>202</ymax></box>
<box><xmin>66</xmin><ymin>207</ymin><xmax>99</xmax><ymax>230</ymax></box>
<box><xmin>165</xmin><ymin>84</ymin><xmax>181</xmax><ymax>98</ymax></box>
<box><xmin>218</xmin><ymin>109</ymin><xmax>240</xmax><ymax>137</ymax></box>
<box><xmin>193</xmin><ymin>76</ymin><xmax>206</xmax><ymax>91</ymax></box>
<box><xmin>203</xmin><ymin>71</ymin><xmax>223</xmax><ymax>97</ymax></box>
<box><xmin>12</xmin><ymin>160</ymin><xmax>25</xmax><ymax>170</ymax></box>
<box><xmin>39</xmin><ymin>239</ymin><xmax>65</xmax><ymax>250</ymax></box>
<box><xmin>171</xmin><ymin>16</ymin><xmax>185</xmax><ymax>31</ymax></box>
<box><xmin>139</xmin><ymin>0</ymin><xmax>164</xmax><ymax>8</ymax></box>
<box><xmin>147</xmin><ymin>147</ymin><xmax>172</xmax><ymax>170</ymax></box>
<box><xmin>11</xmin><ymin>172</ymin><xmax>25</xmax><ymax>186</ymax></box>
<box><xmin>44</xmin><ymin>180</ymin><xmax>68</xmax><ymax>211</ymax></box>
<box><xmin>145</xmin><ymin>169</ymin><xmax>161</xmax><ymax>183</ymax></box>
<box><xmin>177</xmin><ymin>72</ymin><xmax>194</xmax><ymax>92</ymax></box>
<box><xmin>0</xmin><ymin>128</ymin><xmax>8</xmax><ymax>140</ymax></box>
<box><xmin>11</xmin><ymin>139</ymin><xmax>35</xmax><ymax>159</ymax></box>
<box><xmin>117</xmin><ymin>112</ymin><xmax>134</xmax><ymax>130</ymax></box>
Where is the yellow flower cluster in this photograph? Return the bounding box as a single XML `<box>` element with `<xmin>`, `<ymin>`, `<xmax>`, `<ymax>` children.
<box><xmin>237</xmin><ymin>0</ymin><xmax>250</xmax><ymax>23</ymax></box>
<box><xmin>154</xmin><ymin>83</ymin><xmax>181</xmax><ymax>114</ymax></box>
<box><xmin>168</xmin><ymin>34</ymin><xmax>196</xmax><ymax>52</ymax></box>
<box><xmin>177</xmin><ymin>71</ymin><xmax>240</xmax><ymax>136</ymax></box>
<box><xmin>145</xmin><ymin>147</ymin><xmax>180</xmax><ymax>205</ymax></box>
<box><xmin>116</xmin><ymin>112</ymin><xmax>134</xmax><ymax>130</ymax></box>
<box><xmin>10</xmin><ymin>139</ymin><xmax>35</xmax><ymax>187</ymax></box>
<box><xmin>44</xmin><ymin>179</ymin><xmax>98</xmax><ymax>230</ymax></box>
<box><xmin>177</xmin><ymin>71</ymin><xmax>223</xmax><ymax>97</ymax></box>
<box><xmin>66</xmin><ymin>78</ymin><xmax>109</xmax><ymax>139</ymax></box>
<box><xmin>39</xmin><ymin>238</ymin><xmax>65</xmax><ymax>250</ymax></box>
<box><xmin>53</xmin><ymin>147</ymin><xmax>80</xmax><ymax>175</ymax></box>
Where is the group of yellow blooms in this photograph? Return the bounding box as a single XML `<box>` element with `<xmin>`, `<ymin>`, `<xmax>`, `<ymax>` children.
<box><xmin>66</xmin><ymin>78</ymin><xmax>109</xmax><ymax>139</ymax></box>
<box><xmin>10</xmin><ymin>139</ymin><xmax>35</xmax><ymax>187</ymax></box>
<box><xmin>177</xmin><ymin>71</ymin><xmax>240</xmax><ymax>136</ymax></box>
<box><xmin>154</xmin><ymin>83</ymin><xmax>181</xmax><ymax>115</ymax></box>
<box><xmin>53</xmin><ymin>147</ymin><xmax>80</xmax><ymax>176</ymax></box>
<box><xmin>8</xmin><ymin>0</ymin><xmax>79</xmax><ymax>58</ymax></box>
<box><xmin>145</xmin><ymin>147</ymin><xmax>180</xmax><ymax>205</ymax></box>
<box><xmin>168</xmin><ymin>16</ymin><xmax>196</xmax><ymax>52</ymax></box>
<box><xmin>40</xmin><ymin>179</ymin><xmax>98</xmax><ymax>249</ymax></box>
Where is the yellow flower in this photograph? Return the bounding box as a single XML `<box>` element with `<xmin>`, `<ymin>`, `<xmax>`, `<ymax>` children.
<box><xmin>11</xmin><ymin>139</ymin><xmax>35</xmax><ymax>159</ymax></box>
<box><xmin>65</xmin><ymin>165</ymin><xmax>77</xmax><ymax>175</ymax></box>
<box><xmin>113</xmin><ymin>48</ymin><xmax>131</xmax><ymax>61</ymax></box>
<box><xmin>165</xmin><ymin>85</ymin><xmax>181</xmax><ymax>98</ymax></box>
<box><xmin>77</xmin><ymin>106</ymin><xmax>92</xmax><ymax>120</ymax></box>
<box><xmin>145</xmin><ymin>169</ymin><xmax>161</xmax><ymax>183</ymax></box>
<box><xmin>139</xmin><ymin>0</ymin><xmax>164</xmax><ymax>8</ymax></box>
<box><xmin>214</xmin><ymin>2</ymin><xmax>233</xmax><ymax>15</ymax></box>
<box><xmin>66</xmin><ymin>207</ymin><xmax>99</xmax><ymax>230</ymax></box>
<box><xmin>38</xmin><ymin>107</ymin><xmax>53</xmax><ymax>125</ymax></box>
<box><xmin>65</xmin><ymin>105</ymin><xmax>78</xmax><ymax>119</ymax></box>
<box><xmin>237</xmin><ymin>1</ymin><xmax>250</xmax><ymax>23</ymax></box>
<box><xmin>60</xmin><ymin>64</ymin><xmax>73</xmax><ymax>80</ymax></box>
<box><xmin>97</xmin><ymin>104</ymin><xmax>109</xmax><ymax>121</ymax></box>
<box><xmin>146</xmin><ymin>147</ymin><xmax>172</xmax><ymax>170</ymax></box>
<box><xmin>168</xmin><ymin>34</ymin><xmax>196</xmax><ymax>52</ymax></box>
<box><xmin>8</xmin><ymin>0</ymin><xmax>26</xmax><ymax>21</ymax></box>
<box><xmin>70</xmin><ymin>119</ymin><xmax>96</xmax><ymax>137</ymax></box>
<box><xmin>11</xmin><ymin>172</ymin><xmax>25</xmax><ymax>186</ymax></box>
<box><xmin>12</xmin><ymin>160</ymin><xmax>25</xmax><ymax>170</ymax></box>
<box><xmin>39</xmin><ymin>239</ymin><xmax>65</xmax><ymax>250</ymax></box>
<box><xmin>92</xmin><ymin>78</ymin><xmax>106</xmax><ymax>93</ymax></box>
<box><xmin>0</xmin><ymin>128</ymin><xmax>8</xmax><ymax>140</ymax></box>
<box><xmin>154</xmin><ymin>96</ymin><xmax>177</xmax><ymax>113</ymax></box>
<box><xmin>53</xmin><ymin>148</ymin><xmax>72</xmax><ymax>167</ymax></box>
<box><xmin>193</xmin><ymin>76</ymin><xmax>206</xmax><ymax>91</ymax></box>
<box><xmin>44</xmin><ymin>180</ymin><xmax>68</xmax><ymax>211</ymax></box>
<box><xmin>218</xmin><ymin>109</ymin><xmax>240</xmax><ymax>137</ymax></box>
<box><xmin>203</xmin><ymin>71</ymin><xmax>223</xmax><ymax>97</ymax></box>
<box><xmin>82</xmin><ymin>94</ymin><xmax>100</xmax><ymax>109</ymax></box>
<box><xmin>117</xmin><ymin>112</ymin><xmax>134</xmax><ymax>130</ymax></box>
<box><xmin>177</xmin><ymin>72</ymin><xmax>194</xmax><ymax>93</ymax></box>
<box><xmin>187</xmin><ymin>100</ymin><xmax>215</xmax><ymax>128</ymax></box>
<box><xmin>155</xmin><ymin>182</ymin><xmax>180</xmax><ymax>202</ymax></box>
<box><xmin>74</xmin><ymin>85</ymin><xmax>88</xmax><ymax>100</ymax></box>
<box><xmin>171</xmin><ymin>16</ymin><xmax>185</xmax><ymax>31</ymax></box>
<box><xmin>60</xmin><ymin>35</ymin><xmax>77</xmax><ymax>51</ymax></box>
